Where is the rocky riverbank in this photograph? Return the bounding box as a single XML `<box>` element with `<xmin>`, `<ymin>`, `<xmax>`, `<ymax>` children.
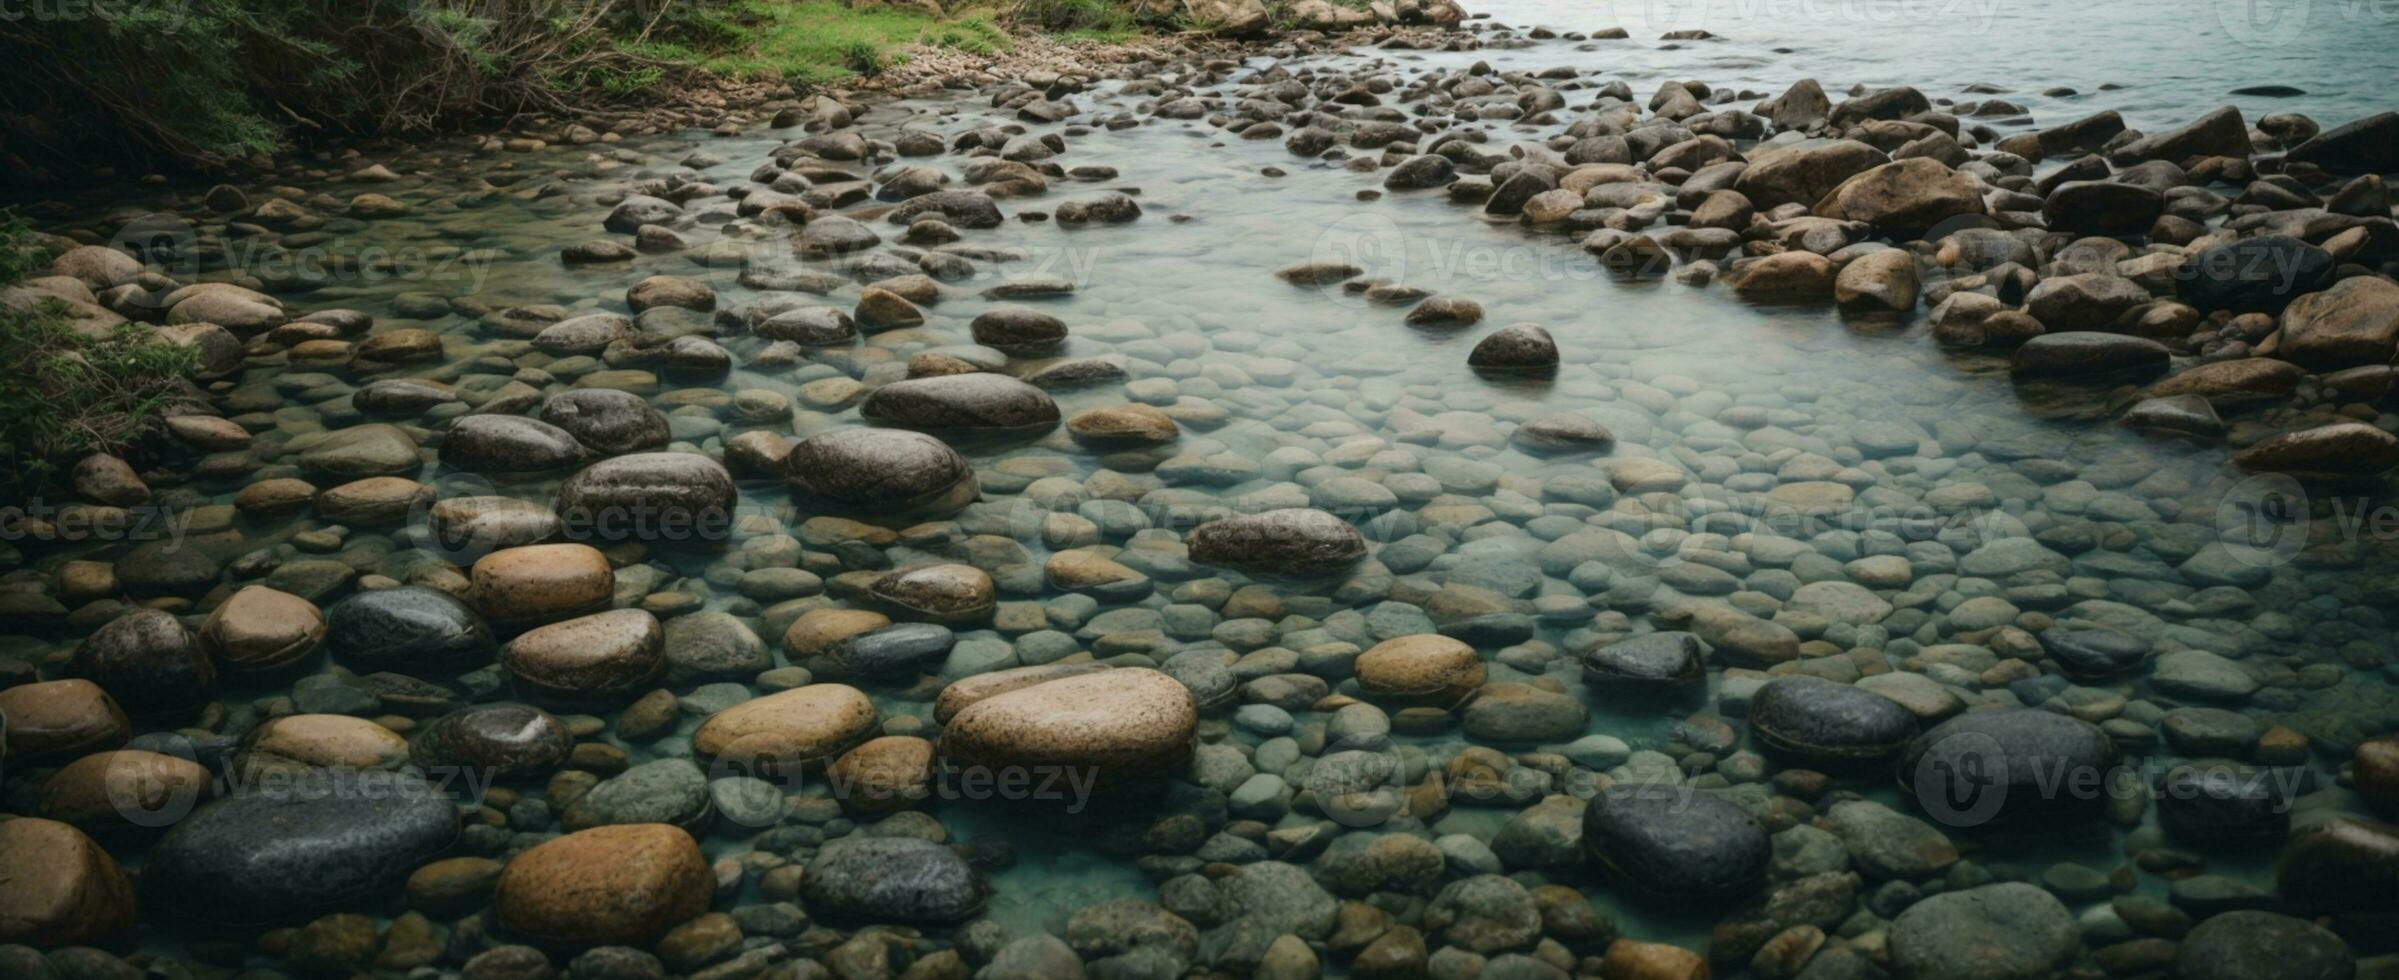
<box><xmin>3</xmin><ymin>8</ymin><xmax>2399</xmax><ymax>980</ymax></box>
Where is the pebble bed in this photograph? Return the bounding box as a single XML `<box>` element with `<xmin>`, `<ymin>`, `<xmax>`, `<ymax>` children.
<box><xmin>2</xmin><ymin>9</ymin><xmax>2398</xmax><ymax>980</ymax></box>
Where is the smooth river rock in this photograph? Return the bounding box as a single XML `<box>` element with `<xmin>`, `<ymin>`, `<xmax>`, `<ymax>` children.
<box><xmin>0</xmin><ymin>817</ymin><xmax>136</xmax><ymax>947</ymax></box>
<box><xmin>1747</xmin><ymin>676</ymin><xmax>1920</xmax><ymax>771</ymax></box>
<box><xmin>143</xmin><ymin>770</ymin><xmax>460</xmax><ymax>927</ymax></box>
<box><xmin>783</xmin><ymin>427</ymin><xmax>979</xmax><ymax>518</ymax></box>
<box><xmin>553</xmin><ymin>452</ymin><xmax>738</xmax><ymax>544</ymax></box>
<box><xmin>693</xmin><ymin>683</ymin><xmax>879</xmax><ymax>774</ymax></box>
<box><xmin>860</xmin><ymin>373</ymin><xmax>1062</xmax><ymax>433</ymax></box>
<box><xmin>495</xmin><ymin>824</ymin><xmax>713</xmax><ymax>946</ymax></box>
<box><xmin>1187</xmin><ymin>508</ymin><xmax>1369</xmax><ymax>578</ymax></box>
<box><xmin>68</xmin><ymin>607</ymin><xmax>215</xmax><ymax>718</ymax></box>
<box><xmin>326</xmin><ymin>585</ymin><xmax>498</xmax><ymax>672</ymax></box>
<box><xmin>940</xmin><ymin>667</ymin><xmax>1198</xmax><ymax>782</ymax></box>
<box><xmin>502</xmin><ymin>609</ymin><xmax>666</xmax><ymax>703</ymax></box>
<box><xmin>1897</xmin><ymin>708</ymin><xmax>2120</xmax><ymax>826</ymax></box>
<box><xmin>1581</xmin><ymin>784</ymin><xmax>1770</xmax><ymax>907</ymax></box>
<box><xmin>802</xmin><ymin>836</ymin><xmax>987</xmax><ymax>925</ymax></box>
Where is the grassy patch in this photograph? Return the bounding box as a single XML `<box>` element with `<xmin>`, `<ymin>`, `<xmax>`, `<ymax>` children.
<box><xmin>625</xmin><ymin>1</ymin><xmax>1012</xmax><ymax>86</ymax></box>
<box><xmin>1009</xmin><ymin>0</ymin><xmax>1139</xmax><ymax>34</ymax></box>
<box><xmin>0</xmin><ymin>213</ymin><xmax>197</xmax><ymax>495</ymax></box>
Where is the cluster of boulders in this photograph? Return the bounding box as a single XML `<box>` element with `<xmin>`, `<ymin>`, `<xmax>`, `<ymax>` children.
<box><xmin>1227</xmin><ymin>55</ymin><xmax>2399</xmax><ymax>480</ymax></box>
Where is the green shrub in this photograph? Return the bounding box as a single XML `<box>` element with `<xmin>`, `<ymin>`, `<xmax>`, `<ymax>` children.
<box><xmin>624</xmin><ymin>1</ymin><xmax>1008</xmax><ymax>85</ymax></box>
<box><xmin>0</xmin><ymin>213</ymin><xmax>197</xmax><ymax>495</ymax></box>
<box><xmin>0</xmin><ymin>0</ymin><xmax>685</xmax><ymax>176</ymax></box>
<box><xmin>1010</xmin><ymin>0</ymin><xmax>1137</xmax><ymax>35</ymax></box>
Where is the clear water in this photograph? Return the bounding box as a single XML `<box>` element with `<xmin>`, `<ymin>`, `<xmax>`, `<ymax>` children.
<box><xmin>1472</xmin><ymin>0</ymin><xmax>2399</xmax><ymax>128</ymax></box>
<box><xmin>11</xmin><ymin>1</ymin><xmax>2399</xmax><ymax>967</ymax></box>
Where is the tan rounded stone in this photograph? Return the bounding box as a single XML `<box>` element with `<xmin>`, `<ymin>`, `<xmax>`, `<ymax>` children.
<box><xmin>693</xmin><ymin>683</ymin><xmax>878</xmax><ymax>774</ymax></box>
<box><xmin>0</xmin><ymin>818</ymin><xmax>136</xmax><ymax>947</ymax></box>
<box><xmin>932</xmin><ymin>663</ymin><xmax>1110</xmax><ymax>724</ymax></box>
<box><xmin>1044</xmin><ymin>551</ymin><xmax>1152</xmax><ymax>599</ymax></box>
<box><xmin>782</xmin><ymin>608</ymin><xmax>892</xmax><ymax>659</ymax></box>
<box><xmin>165</xmin><ymin>414</ymin><xmax>251</xmax><ymax>451</ymax></box>
<box><xmin>406</xmin><ymin>856</ymin><xmax>505</xmax><ymax>917</ymax></box>
<box><xmin>236</xmin><ymin>477</ymin><xmax>319</xmax><ymax>515</ymax></box>
<box><xmin>316</xmin><ymin>476</ymin><xmax>433</xmax><ymax>524</ymax></box>
<box><xmin>200</xmin><ymin>585</ymin><xmax>327</xmax><ymax>669</ymax></box>
<box><xmin>1355</xmin><ymin>634</ymin><xmax>1486</xmax><ymax>705</ymax></box>
<box><xmin>468</xmin><ymin>543</ymin><xmax>613</xmax><ymax>624</ymax></box>
<box><xmin>828</xmin><ymin>735</ymin><xmax>937</xmax><ymax>813</ymax></box>
<box><xmin>2358</xmin><ymin>734</ymin><xmax>2399</xmax><ymax>818</ymax></box>
<box><xmin>1066</xmin><ymin>404</ymin><xmax>1180</xmax><ymax>447</ymax></box>
<box><xmin>856</xmin><ymin>286</ymin><xmax>924</xmax><ymax>329</ymax></box>
<box><xmin>941</xmin><ymin>667</ymin><xmax>1196</xmax><ymax>778</ymax></box>
<box><xmin>501</xmin><ymin>609</ymin><xmax>665</xmax><ymax>701</ymax></box>
<box><xmin>1601</xmin><ymin>938</ymin><xmax>1709</xmax><ymax>980</ymax></box>
<box><xmin>868</xmin><ymin>563</ymin><xmax>996</xmax><ymax>622</ymax></box>
<box><xmin>495</xmin><ymin>823</ymin><xmax>712</xmax><ymax>946</ymax></box>
<box><xmin>55</xmin><ymin>560</ymin><xmax>117</xmax><ymax>604</ymax></box>
<box><xmin>239</xmin><ymin>714</ymin><xmax>411</xmax><ymax>776</ymax></box>
<box><xmin>40</xmin><ymin>749</ymin><xmax>214</xmax><ymax>830</ymax></box>
<box><xmin>0</xmin><ymin>679</ymin><xmax>129</xmax><ymax>762</ymax></box>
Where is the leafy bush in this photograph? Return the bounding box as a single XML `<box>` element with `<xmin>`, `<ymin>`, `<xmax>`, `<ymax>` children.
<box><xmin>1010</xmin><ymin>0</ymin><xmax>1138</xmax><ymax>35</ymax></box>
<box><xmin>0</xmin><ymin>214</ymin><xmax>197</xmax><ymax>495</ymax></box>
<box><xmin>0</xmin><ymin>0</ymin><xmax>680</xmax><ymax>177</ymax></box>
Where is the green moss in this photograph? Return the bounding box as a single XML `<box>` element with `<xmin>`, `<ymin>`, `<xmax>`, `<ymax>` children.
<box><xmin>629</xmin><ymin>1</ymin><xmax>1011</xmax><ymax>85</ymax></box>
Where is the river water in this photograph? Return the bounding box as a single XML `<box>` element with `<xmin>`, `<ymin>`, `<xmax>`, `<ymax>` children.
<box><xmin>7</xmin><ymin>0</ymin><xmax>2399</xmax><ymax>970</ymax></box>
<box><xmin>1473</xmin><ymin>0</ymin><xmax>2399</xmax><ymax>126</ymax></box>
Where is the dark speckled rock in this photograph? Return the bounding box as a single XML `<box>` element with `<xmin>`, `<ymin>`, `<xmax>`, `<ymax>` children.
<box><xmin>1898</xmin><ymin>708</ymin><xmax>2120</xmax><ymax>827</ymax></box>
<box><xmin>1467</xmin><ymin>324</ymin><xmax>1559</xmax><ymax>372</ymax></box>
<box><xmin>538</xmin><ymin>389</ymin><xmax>669</xmax><ymax>456</ymax></box>
<box><xmin>143</xmin><ymin>769</ymin><xmax>460</xmax><ymax>927</ymax></box>
<box><xmin>112</xmin><ymin>539</ymin><xmax>221</xmax><ymax>598</ymax></box>
<box><xmin>2039</xmin><ymin>626</ymin><xmax>2152</xmax><ymax>679</ymax></box>
<box><xmin>2173</xmin><ymin>235</ymin><xmax>2335</xmax><ymax>316</ymax></box>
<box><xmin>1580</xmin><ymin>784</ymin><xmax>1769</xmax><ymax>907</ymax></box>
<box><xmin>801</xmin><ymin>836</ymin><xmax>987</xmax><ymax>924</ymax></box>
<box><xmin>825</xmin><ymin>622</ymin><xmax>956</xmax><ymax>677</ymax></box>
<box><xmin>2157</xmin><ymin>763</ymin><xmax>2290</xmax><ymax>846</ymax></box>
<box><xmin>782</xmin><ymin>428</ymin><xmax>978</xmax><ymax>518</ymax></box>
<box><xmin>552</xmin><ymin>453</ymin><xmax>737</xmax><ymax>545</ymax></box>
<box><xmin>443</xmin><ymin>415</ymin><xmax>587</xmax><ymax>472</ymax></box>
<box><xmin>1748</xmin><ymin>676</ymin><xmax>1920</xmax><ymax>771</ymax></box>
<box><xmin>2176</xmin><ymin>911</ymin><xmax>2353</xmax><ymax>980</ymax></box>
<box><xmin>2276</xmin><ymin>818</ymin><xmax>2399</xmax><ymax>915</ymax></box>
<box><xmin>1188</xmin><ymin>508</ymin><xmax>1368</xmax><ymax>579</ymax></box>
<box><xmin>2010</xmin><ymin>332</ymin><xmax>2170</xmax><ymax>379</ymax></box>
<box><xmin>860</xmin><ymin>373</ymin><xmax>1061</xmax><ymax>434</ymax></box>
<box><xmin>970</xmin><ymin>306</ymin><xmax>1069</xmax><ymax>353</ymax></box>
<box><xmin>68</xmin><ymin>608</ymin><xmax>215</xmax><ymax>719</ymax></box>
<box><xmin>1580</xmin><ymin>632</ymin><xmax>1704</xmax><ymax>689</ymax></box>
<box><xmin>325</xmin><ymin>586</ymin><xmax>497</xmax><ymax>672</ymax></box>
<box><xmin>410</xmin><ymin>702</ymin><xmax>573</xmax><ymax>781</ymax></box>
